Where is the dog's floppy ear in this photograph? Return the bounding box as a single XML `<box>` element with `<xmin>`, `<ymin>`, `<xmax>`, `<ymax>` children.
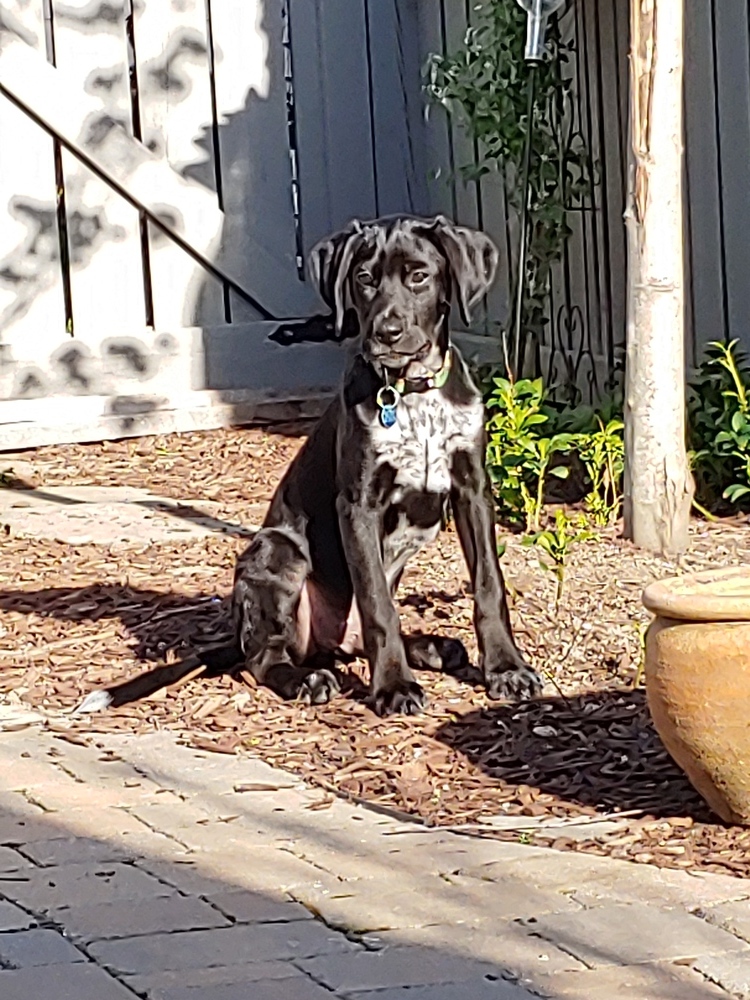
<box><xmin>308</xmin><ymin>221</ymin><xmax>364</xmax><ymax>334</ymax></box>
<box><xmin>426</xmin><ymin>216</ymin><xmax>499</xmax><ymax>325</ymax></box>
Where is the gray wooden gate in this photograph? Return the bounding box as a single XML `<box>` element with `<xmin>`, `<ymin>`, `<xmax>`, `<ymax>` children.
<box><xmin>0</xmin><ymin>0</ymin><xmax>632</xmax><ymax>450</ymax></box>
<box><xmin>0</xmin><ymin>0</ymin><xmax>468</xmax><ymax>449</ymax></box>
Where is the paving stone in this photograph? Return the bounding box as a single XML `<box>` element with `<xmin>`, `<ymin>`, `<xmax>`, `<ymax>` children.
<box><xmin>703</xmin><ymin>899</ymin><xmax>750</xmax><ymax>944</ymax></box>
<box><xmin>533</xmin><ymin>961</ymin><xmax>733</xmax><ymax>999</ymax></box>
<box><xmin>90</xmin><ymin>920</ymin><xmax>359</xmax><ymax>975</ymax></box>
<box><xmin>0</xmin><ymin>846</ymin><xmax>33</xmax><ymax>872</ymax></box>
<box><xmin>0</xmin><ymin>813</ymin><xmax>56</xmax><ymax>844</ymax></box>
<box><xmin>268</xmin><ymin>839</ymin><xmax>396</xmax><ymax>883</ymax></box>
<box><xmin>290</xmin><ymin>870</ymin><xmax>578</xmax><ymax>935</ymax></box>
<box><xmin>132</xmin><ymin>859</ymin><xmax>235</xmax><ymax>898</ymax></box>
<box><xmin>3</xmin><ymin>861</ymin><xmax>173</xmax><ymax>912</ymax></box>
<box><xmin>51</xmin><ymin>893</ymin><xmax>231</xmax><ymax>942</ymax></box>
<box><xmin>280</xmin><ymin>832</ymin><xmax>534</xmax><ymax>885</ymax></box>
<box><xmin>0</xmin><ymin>789</ymin><xmax>49</xmax><ymax>822</ymax></box>
<box><xmin>298</xmin><ymin>947</ymin><xmax>507</xmax><ymax>992</ymax></box>
<box><xmin>0</xmin><ymin>485</ymin><xmax>223</xmax><ymax>546</ymax></box>
<box><xmin>20</xmin><ymin>837</ymin><xmax>136</xmax><ymax>867</ymax></box>
<box><xmin>12</xmin><ymin>779</ymin><xmax>138</xmax><ymax>812</ymax></box>
<box><xmin>125</xmin><ymin>961</ymin><xmax>305</xmax><ymax>998</ymax></box>
<box><xmin>206</xmin><ymin>890</ymin><xmax>312</xmax><ymax>924</ymax></box>
<box><xmin>4</xmin><ymin>720</ymin><xmax>750</xmax><ymax>1000</ymax></box>
<box><xmin>0</xmin><ymin>900</ymin><xmax>35</xmax><ymax>932</ymax></box>
<box><xmin>52</xmin><ymin>750</ymin><xmax>175</xmax><ymax>801</ymax></box>
<box><xmin>127</xmin><ymin>804</ymin><xmax>270</xmax><ymax>854</ymax></box>
<box><xmin>0</xmin><ymin>960</ymin><xmax>137</xmax><ymax>999</ymax></box>
<box><xmin>135</xmin><ymin>849</ymin><xmax>327</xmax><ymax>895</ymax></box>
<box><xmin>380</xmin><ymin>835</ymin><xmax>534</xmax><ymax>876</ymax></box>
<box><xmin>0</xmin><ymin>758</ymin><xmax>74</xmax><ymax>792</ymax></box>
<box><xmin>149</xmin><ymin>975</ymin><xmax>342</xmax><ymax>1000</ymax></box>
<box><xmin>463</xmin><ymin>849</ymin><xmax>750</xmax><ymax>911</ymax></box>
<box><xmin>695</xmin><ymin>951</ymin><xmax>750</xmax><ymax>999</ymax></box>
<box><xmin>106</xmin><ymin>733</ymin><xmax>291</xmax><ymax>791</ymax></box>
<box><xmin>54</xmin><ymin>807</ymin><xmax>162</xmax><ymax>843</ymax></box>
<box><xmin>0</xmin><ymin>928</ymin><xmax>85</xmax><ymax>967</ymax></box>
<box><xmin>351</xmin><ymin>981</ymin><xmax>535</xmax><ymax>1000</ymax></box>
<box><xmin>362</xmin><ymin>922</ymin><xmax>585</xmax><ymax>980</ymax></box>
<box><xmin>529</xmin><ymin>903</ymin><xmax>749</xmax><ymax>967</ymax></box>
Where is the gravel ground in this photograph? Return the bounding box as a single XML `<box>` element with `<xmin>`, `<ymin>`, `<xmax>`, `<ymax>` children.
<box><xmin>2</xmin><ymin>426</ymin><xmax>750</xmax><ymax>877</ymax></box>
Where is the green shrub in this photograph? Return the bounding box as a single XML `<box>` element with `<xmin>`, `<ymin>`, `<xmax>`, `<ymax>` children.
<box><xmin>688</xmin><ymin>339</ymin><xmax>750</xmax><ymax>511</ymax></box>
<box><xmin>484</xmin><ymin>339</ymin><xmax>750</xmax><ymax>527</ymax></box>
<box><xmin>485</xmin><ymin>374</ymin><xmax>575</xmax><ymax>530</ymax></box>
<box><xmin>484</xmin><ymin>371</ymin><xmax>624</xmax><ymax>527</ymax></box>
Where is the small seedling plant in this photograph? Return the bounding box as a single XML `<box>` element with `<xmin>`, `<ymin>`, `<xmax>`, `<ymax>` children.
<box><xmin>577</xmin><ymin>417</ymin><xmax>624</xmax><ymax>525</ymax></box>
<box><xmin>523</xmin><ymin>508</ymin><xmax>594</xmax><ymax>610</ymax></box>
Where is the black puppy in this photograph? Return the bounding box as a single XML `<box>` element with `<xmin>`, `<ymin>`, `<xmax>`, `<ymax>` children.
<box><xmin>78</xmin><ymin>215</ymin><xmax>542</xmax><ymax>717</ymax></box>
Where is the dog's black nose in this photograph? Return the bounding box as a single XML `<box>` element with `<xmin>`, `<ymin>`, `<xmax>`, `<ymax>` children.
<box><xmin>375</xmin><ymin>316</ymin><xmax>405</xmax><ymax>345</ymax></box>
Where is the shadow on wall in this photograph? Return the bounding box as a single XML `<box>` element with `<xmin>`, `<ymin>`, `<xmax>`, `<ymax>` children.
<box><xmin>184</xmin><ymin>0</ymin><xmax>297</xmax><ymax>330</ymax></box>
<box><xmin>0</xmin><ymin>0</ymin><xmax>346</xmax><ymax>432</ymax></box>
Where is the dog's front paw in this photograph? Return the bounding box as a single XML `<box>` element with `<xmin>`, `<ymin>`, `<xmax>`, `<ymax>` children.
<box><xmin>371</xmin><ymin>680</ymin><xmax>427</xmax><ymax>717</ymax></box>
<box><xmin>485</xmin><ymin>661</ymin><xmax>543</xmax><ymax>702</ymax></box>
<box><xmin>296</xmin><ymin>668</ymin><xmax>341</xmax><ymax>706</ymax></box>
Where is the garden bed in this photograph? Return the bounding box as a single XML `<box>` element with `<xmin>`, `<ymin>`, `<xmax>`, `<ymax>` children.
<box><xmin>1</xmin><ymin>426</ymin><xmax>750</xmax><ymax>877</ymax></box>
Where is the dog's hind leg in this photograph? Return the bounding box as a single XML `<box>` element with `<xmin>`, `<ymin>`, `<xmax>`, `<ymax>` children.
<box><xmin>233</xmin><ymin>528</ymin><xmax>342</xmax><ymax>705</ymax></box>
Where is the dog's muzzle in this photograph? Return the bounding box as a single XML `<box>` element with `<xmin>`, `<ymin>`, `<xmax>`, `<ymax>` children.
<box><xmin>366</xmin><ymin>324</ymin><xmax>431</xmax><ymax>368</ymax></box>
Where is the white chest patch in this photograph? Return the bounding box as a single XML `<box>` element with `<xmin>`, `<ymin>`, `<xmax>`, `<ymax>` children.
<box><xmin>361</xmin><ymin>389</ymin><xmax>484</xmax><ymax>495</ymax></box>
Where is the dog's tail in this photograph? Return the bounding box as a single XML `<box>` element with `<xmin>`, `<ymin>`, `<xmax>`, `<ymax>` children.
<box><xmin>73</xmin><ymin>643</ymin><xmax>243</xmax><ymax>714</ymax></box>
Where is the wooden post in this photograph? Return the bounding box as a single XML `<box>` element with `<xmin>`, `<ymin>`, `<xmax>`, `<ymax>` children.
<box><xmin>623</xmin><ymin>0</ymin><xmax>694</xmax><ymax>555</ymax></box>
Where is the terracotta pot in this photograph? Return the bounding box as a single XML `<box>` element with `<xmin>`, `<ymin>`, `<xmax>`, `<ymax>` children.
<box><xmin>642</xmin><ymin>566</ymin><xmax>750</xmax><ymax>825</ymax></box>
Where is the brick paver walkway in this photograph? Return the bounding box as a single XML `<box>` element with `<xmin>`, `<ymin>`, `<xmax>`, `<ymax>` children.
<box><xmin>0</xmin><ymin>722</ymin><xmax>748</xmax><ymax>999</ymax></box>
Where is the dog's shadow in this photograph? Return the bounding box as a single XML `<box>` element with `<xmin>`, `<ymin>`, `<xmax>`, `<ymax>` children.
<box><xmin>433</xmin><ymin>689</ymin><xmax>711</xmax><ymax>821</ymax></box>
<box><xmin>0</xmin><ymin>584</ymin><xmax>233</xmax><ymax>668</ymax></box>
<box><xmin>0</xmin><ymin>584</ymin><xmax>474</xmax><ymax>703</ymax></box>
<box><xmin>0</xmin><ymin>584</ymin><xmax>712</xmax><ymax>820</ymax></box>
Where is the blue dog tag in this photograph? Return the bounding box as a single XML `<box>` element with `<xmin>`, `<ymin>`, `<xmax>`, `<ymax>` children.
<box><xmin>379</xmin><ymin>403</ymin><xmax>398</xmax><ymax>428</ymax></box>
<box><xmin>376</xmin><ymin>385</ymin><xmax>400</xmax><ymax>429</ymax></box>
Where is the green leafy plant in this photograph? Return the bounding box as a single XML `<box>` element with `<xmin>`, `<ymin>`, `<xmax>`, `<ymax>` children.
<box><xmin>523</xmin><ymin>508</ymin><xmax>594</xmax><ymax>609</ymax></box>
<box><xmin>688</xmin><ymin>339</ymin><xmax>750</xmax><ymax>510</ymax></box>
<box><xmin>519</xmin><ymin>433</ymin><xmax>577</xmax><ymax>531</ymax></box>
<box><xmin>425</xmin><ymin>0</ymin><xmax>592</xmax><ymax>359</ymax></box>
<box><xmin>576</xmin><ymin>418</ymin><xmax>624</xmax><ymax>525</ymax></box>
<box><xmin>485</xmin><ymin>374</ymin><xmax>574</xmax><ymax>529</ymax></box>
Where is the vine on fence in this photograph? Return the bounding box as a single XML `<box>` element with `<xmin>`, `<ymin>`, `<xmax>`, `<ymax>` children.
<box><xmin>425</xmin><ymin>0</ymin><xmax>592</xmax><ymax>368</ymax></box>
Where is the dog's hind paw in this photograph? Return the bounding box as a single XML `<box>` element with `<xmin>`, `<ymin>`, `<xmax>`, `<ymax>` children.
<box><xmin>296</xmin><ymin>668</ymin><xmax>341</xmax><ymax>706</ymax></box>
<box><xmin>73</xmin><ymin>689</ymin><xmax>113</xmax><ymax>714</ymax></box>
<box><xmin>485</xmin><ymin>663</ymin><xmax>543</xmax><ymax>702</ymax></box>
<box><xmin>371</xmin><ymin>680</ymin><xmax>427</xmax><ymax>717</ymax></box>
<box><xmin>405</xmin><ymin>636</ymin><xmax>469</xmax><ymax>674</ymax></box>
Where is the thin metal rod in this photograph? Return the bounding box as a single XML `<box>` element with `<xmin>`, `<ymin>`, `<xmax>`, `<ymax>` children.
<box><xmin>512</xmin><ymin>61</ymin><xmax>538</xmax><ymax>378</ymax></box>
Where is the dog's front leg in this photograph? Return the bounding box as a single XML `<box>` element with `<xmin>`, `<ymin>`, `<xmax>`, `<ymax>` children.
<box><xmin>336</xmin><ymin>492</ymin><xmax>426</xmax><ymax>716</ymax></box>
<box><xmin>451</xmin><ymin>451</ymin><xmax>543</xmax><ymax>701</ymax></box>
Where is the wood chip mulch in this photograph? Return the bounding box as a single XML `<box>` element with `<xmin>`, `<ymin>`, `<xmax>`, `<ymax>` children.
<box><xmin>2</xmin><ymin>427</ymin><xmax>750</xmax><ymax>879</ymax></box>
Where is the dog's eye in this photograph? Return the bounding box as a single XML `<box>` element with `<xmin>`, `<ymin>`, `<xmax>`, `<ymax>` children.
<box><xmin>356</xmin><ymin>270</ymin><xmax>376</xmax><ymax>287</ymax></box>
<box><xmin>409</xmin><ymin>270</ymin><xmax>429</xmax><ymax>285</ymax></box>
